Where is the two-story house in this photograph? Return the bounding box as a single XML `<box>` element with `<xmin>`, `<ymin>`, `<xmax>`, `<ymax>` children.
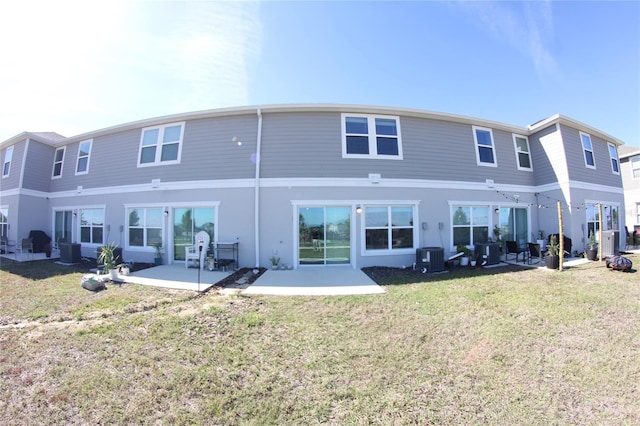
<box><xmin>619</xmin><ymin>145</ymin><xmax>640</xmax><ymax>239</ymax></box>
<box><xmin>0</xmin><ymin>104</ymin><xmax>627</xmax><ymax>269</ymax></box>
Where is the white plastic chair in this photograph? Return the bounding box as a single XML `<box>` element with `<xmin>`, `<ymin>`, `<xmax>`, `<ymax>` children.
<box><xmin>184</xmin><ymin>231</ymin><xmax>210</xmax><ymax>269</ymax></box>
<box><xmin>15</xmin><ymin>238</ymin><xmax>33</xmax><ymax>260</ymax></box>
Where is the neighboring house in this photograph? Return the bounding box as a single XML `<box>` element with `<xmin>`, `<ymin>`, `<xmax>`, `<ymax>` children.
<box><xmin>0</xmin><ymin>104</ymin><xmax>627</xmax><ymax>269</ymax></box>
<box><xmin>619</xmin><ymin>145</ymin><xmax>640</xmax><ymax>238</ymax></box>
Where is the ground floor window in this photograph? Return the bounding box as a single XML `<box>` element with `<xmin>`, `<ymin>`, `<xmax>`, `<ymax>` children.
<box><xmin>128</xmin><ymin>207</ymin><xmax>163</xmax><ymax>248</ymax></box>
<box><xmin>364</xmin><ymin>205</ymin><xmax>414</xmax><ymax>251</ymax></box>
<box><xmin>452</xmin><ymin>206</ymin><xmax>489</xmax><ymax>248</ymax></box>
<box><xmin>80</xmin><ymin>208</ymin><xmax>104</xmax><ymax>245</ymax></box>
<box><xmin>0</xmin><ymin>208</ymin><xmax>7</xmax><ymax>237</ymax></box>
<box><xmin>586</xmin><ymin>203</ymin><xmax>619</xmax><ymax>239</ymax></box>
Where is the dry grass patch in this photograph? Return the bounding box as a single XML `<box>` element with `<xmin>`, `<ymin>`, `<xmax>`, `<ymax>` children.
<box><xmin>1</xmin><ymin>254</ymin><xmax>639</xmax><ymax>424</ymax></box>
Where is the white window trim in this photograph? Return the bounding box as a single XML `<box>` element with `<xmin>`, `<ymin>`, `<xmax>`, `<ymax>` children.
<box><xmin>512</xmin><ymin>134</ymin><xmax>533</xmax><ymax>171</ymax></box>
<box><xmin>580</xmin><ymin>132</ymin><xmax>596</xmax><ymax>169</ymax></box>
<box><xmin>449</xmin><ymin>203</ymin><xmax>492</xmax><ymax>252</ymax></box>
<box><xmin>473</xmin><ymin>126</ymin><xmax>497</xmax><ymax>167</ymax></box>
<box><xmin>607</xmin><ymin>143</ymin><xmax>619</xmax><ymax>175</ymax></box>
<box><xmin>360</xmin><ymin>203</ymin><xmax>418</xmax><ymax>256</ymax></box>
<box><xmin>2</xmin><ymin>146</ymin><xmax>14</xmax><ymax>177</ymax></box>
<box><xmin>341</xmin><ymin>113</ymin><xmax>403</xmax><ymax>160</ymax></box>
<box><xmin>125</xmin><ymin>206</ymin><xmax>165</xmax><ymax>252</ymax></box>
<box><xmin>632</xmin><ymin>156</ymin><xmax>640</xmax><ymax>180</ymax></box>
<box><xmin>585</xmin><ymin>200</ymin><xmax>621</xmax><ymax>232</ymax></box>
<box><xmin>75</xmin><ymin>139</ymin><xmax>93</xmax><ymax>176</ymax></box>
<box><xmin>78</xmin><ymin>205</ymin><xmax>106</xmax><ymax>247</ymax></box>
<box><xmin>52</xmin><ymin>146</ymin><xmax>65</xmax><ymax>179</ymax></box>
<box><xmin>137</xmin><ymin>122</ymin><xmax>185</xmax><ymax>167</ymax></box>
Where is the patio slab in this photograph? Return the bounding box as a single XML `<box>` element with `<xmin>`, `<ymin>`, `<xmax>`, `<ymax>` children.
<box><xmin>243</xmin><ymin>267</ymin><xmax>385</xmax><ymax>296</ymax></box>
<box><xmin>121</xmin><ymin>264</ymin><xmax>231</xmax><ymax>292</ymax></box>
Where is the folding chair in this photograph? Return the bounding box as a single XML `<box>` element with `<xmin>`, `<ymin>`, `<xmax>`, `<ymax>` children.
<box><xmin>15</xmin><ymin>238</ymin><xmax>33</xmax><ymax>260</ymax></box>
<box><xmin>528</xmin><ymin>243</ymin><xmax>543</xmax><ymax>265</ymax></box>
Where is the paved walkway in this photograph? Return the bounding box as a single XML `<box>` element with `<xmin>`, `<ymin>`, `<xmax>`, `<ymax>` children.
<box><xmin>243</xmin><ymin>267</ymin><xmax>385</xmax><ymax>296</ymax></box>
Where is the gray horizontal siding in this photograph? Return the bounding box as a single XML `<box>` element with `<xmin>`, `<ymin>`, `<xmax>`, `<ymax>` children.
<box><xmin>561</xmin><ymin>124</ymin><xmax>623</xmax><ymax>187</ymax></box>
<box><xmin>0</xmin><ymin>141</ymin><xmax>25</xmax><ymax>190</ymax></box>
<box><xmin>50</xmin><ymin>115</ymin><xmax>259</xmax><ymax>192</ymax></box>
<box><xmin>23</xmin><ymin>141</ymin><xmax>55</xmax><ymax>191</ymax></box>
<box><xmin>401</xmin><ymin>117</ymin><xmax>535</xmax><ymax>184</ymax></box>
<box><xmin>260</xmin><ymin>112</ymin><xmax>343</xmax><ymax>178</ymax></box>
<box><xmin>261</xmin><ymin>112</ymin><xmax>536</xmax><ymax>185</ymax></box>
<box><xmin>529</xmin><ymin>124</ymin><xmax>563</xmax><ymax>186</ymax></box>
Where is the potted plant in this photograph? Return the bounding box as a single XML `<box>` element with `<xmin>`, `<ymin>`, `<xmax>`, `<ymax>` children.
<box><xmin>456</xmin><ymin>244</ymin><xmax>471</xmax><ymax>266</ymax></box>
<box><xmin>586</xmin><ymin>230</ymin><xmax>598</xmax><ymax>261</ymax></box>
<box><xmin>269</xmin><ymin>256</ymin><xmax>280</xmax><ymax>270</ymax></box>
<box><xmin>536</xmin><ymin>230</ymin><xmax>546</xmax><ymax>251</ymax></box>
<box><xmin>545</xmin><ymin>235</ymin><xmax>560</xmax><ymax>269</ymax></box>
<box><xmin>470</xmin><ymin>251</ymin><xmax>479</xmax><ymax>267</ymax></box>
<box><xmin>153</xmin><ymin>243</ymin><xmax>163</xmax><ymax>265</ymax></box>
<box><xmin>98</xmin><ymin>242</ymin><xmax>121</xmax><ymax>280</ymax></box>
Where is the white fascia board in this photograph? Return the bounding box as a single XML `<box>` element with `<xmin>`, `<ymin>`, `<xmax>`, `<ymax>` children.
<box><xmin>529</xmin><ymin>114</ymin><xmax>624</xmax><ymax>145</ymax></box>
<box><xmin>44</xmin><ymin>178</ymin><xmax>255</xmax><ymax>199</ymax></box>
<box><xmin>261</xmin><ymin>177</ymin><xmax>538</xmax><ymax>193</ymax></box>
<box><xmin>619</xmin><ymin>148</ymin><xmax>640</xmax><ymax>159</ymax></box>
<box><xmin>535</xmin><ymin>180</ymin><xmax>624</xmax><ymax>195</ymax></box>
<box><xmin>1</xmin><ymin>132</ymin><xmax>61</xmax><ymax>148</ymax></box>
<box><xmin>57</xmin><ymin>104</ymin><xmax>531</xmax><ymax>145</ymax></box>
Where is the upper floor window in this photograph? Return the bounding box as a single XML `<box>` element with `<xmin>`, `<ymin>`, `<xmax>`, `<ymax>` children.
<box><xmin>607</xmin><ymin>143</ymin><xmax>619</xmax><ymax>174</ymax></box>
<box><xmin>2</xmin><ymin>146</ymin><xmax>13</xmax><ymax>177</ymax></box>
<box><xmin>513</xmin><ymin>134</ymin><xmax>532</xmax><ymax>171</ymax></box>
<box><xmin>342</xmin><ymin>114</ymin><xmax>402</xmax><ymax>159</ymax></box>
<box><xmin>52</xmin><ymin>147</ymin><xmax>65</xmax><ymax>178</ymax></box>
<box><xmin>473</xmin><ymin>126</ymin><xmax>496</xmax><ymax>167</ymax></box>
<box><xmin>76</xmin><ymin>140</ymin><xmax>92</xmax><ymax>175</ymax></box>
<box><xmin>79</xmin><ymin>208</ymin><xmax>104</xmax><ymax>245</ymax></box>
<box><xmin>138</xmin><ymin>122</ymin><xmax>184</xmax><ymax>166</ymax></box>
<box><xmin>580</xmin><ymin>132</ymin><xmax>595</xmax><ymax>169</ymax></box>
<box><xmin>364</xmin><ymin>205</ymin><xmax>414</xmax><ymax>252</ymax></box>
<box><xmin>632</xmin><ymin>156</ymin><xmax>640</xmax><ymax>179</ymax></box>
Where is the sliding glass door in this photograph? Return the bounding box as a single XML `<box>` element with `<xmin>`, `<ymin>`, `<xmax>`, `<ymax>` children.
<box><xmin>298</xmin><ymin>206</ymin><xmax>351</xmax><ymax>265</ymax></box>
<box><xmin>499</xmin><ymin>207</ymin><xmax>528</xmax><ymax>246</ymax></box>
<box><xmin>54</xmin><ymin>210</ymin><xmax>73</xmax><ymax>246</ymax></box>
<box><xmin>173</xmin><ymin>207</ymin><xmax>215</xmax><ymax>261</ymax></box>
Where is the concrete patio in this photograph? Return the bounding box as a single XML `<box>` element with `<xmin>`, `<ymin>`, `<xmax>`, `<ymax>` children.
<box><xmin>243</xmin><ymin>267</ymin><xmax>386</xmax><ymax>296</ymax></box>
<box><xmin>120</xmin><ymin>264</ymin><xmax>231</xmax><ymax>292</ymax></box>
<box><xmin>121</xmin><ymin>264</ymin><xmax>385</xmax><ymax>296</ymax></box>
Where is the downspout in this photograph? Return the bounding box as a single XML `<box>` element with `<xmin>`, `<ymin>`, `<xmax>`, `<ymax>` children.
<box><xmin>254</xmin><ymin>109</ymin><xmax>263</xmax><ymax>268</ymax></box>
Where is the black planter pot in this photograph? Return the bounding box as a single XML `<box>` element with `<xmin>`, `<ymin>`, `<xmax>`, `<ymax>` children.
<box><xmin>545</xmin><ymin>255</ymin><xmax>559</xmax><ymax>269</ymax></box>
<box><xmin>586</xmin><ymin>248</ymin><xmax>598</xmax><ymax>261</ymax></box>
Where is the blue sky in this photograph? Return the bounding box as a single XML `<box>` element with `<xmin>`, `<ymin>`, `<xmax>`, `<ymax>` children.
<box><xmin>1</xmin><ymin>1</ymin><xmax>638</xmax><ymax>147</ymax></box>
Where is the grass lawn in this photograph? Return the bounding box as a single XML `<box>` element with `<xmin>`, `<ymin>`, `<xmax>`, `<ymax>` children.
<box><xmin>1</xmin><ymin>254</ymin><xmax>639</xmax><ymax>425</ymax></box>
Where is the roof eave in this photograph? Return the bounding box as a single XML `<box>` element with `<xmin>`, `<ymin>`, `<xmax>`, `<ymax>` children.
<box><xmin>528</xmin><ymin>114</ymin><xmax>624</xmax><ymax>145</ymax></box>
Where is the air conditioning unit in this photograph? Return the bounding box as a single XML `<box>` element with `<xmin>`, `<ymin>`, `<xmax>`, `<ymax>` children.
<box><xmin>474</xmin><ymin>242</ymin><xmax>500</xmax><ymax>265</ymax></box>
<box><xmin>416</xmin><ymin>247</ymin><xmax>445</xmax><ymax>272</ymax></box>
<box><xmin>601</xmin><ymin>231</ymin><xmax>619</xmax><ymax>256</ymax></box>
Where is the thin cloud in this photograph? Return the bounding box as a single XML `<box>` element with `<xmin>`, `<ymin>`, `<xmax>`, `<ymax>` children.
<box><xmin>456</xmin><ymin>0</ymin><xmax>558</xmax><ymax>77</ymax></box>
<box><xmin>0</xmin><ymin>1</ymin><xmax>262</xmax><ymax>140</ymax></box>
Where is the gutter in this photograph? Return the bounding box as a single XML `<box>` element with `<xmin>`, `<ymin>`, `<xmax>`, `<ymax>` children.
<box><xmin>254</xmin><ymin>109</ymin><xmax>263</xmax><ymax>268</ymax></box>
